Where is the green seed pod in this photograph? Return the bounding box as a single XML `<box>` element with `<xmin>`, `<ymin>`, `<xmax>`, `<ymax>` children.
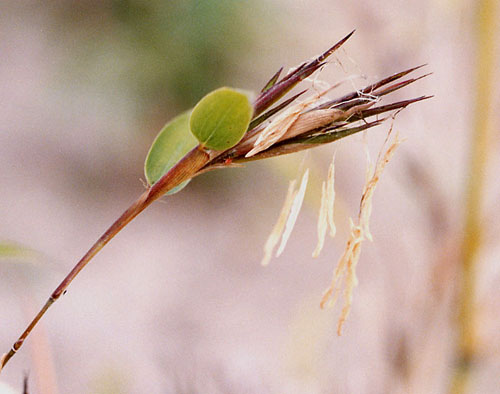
<box><xmin>144</xmin><ymin>110</ymin><xmax>198</xmax><ymax>194</ymax></box>
<box><xmin>189</xmin><ymin>87</ymin><xmax>253</xmax><ymax>151</ymax></box>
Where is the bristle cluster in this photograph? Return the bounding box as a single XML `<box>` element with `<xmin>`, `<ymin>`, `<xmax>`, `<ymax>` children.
<box><xmin>208</xmin><ymin>32</ymin><xmax>429</xmax><ymax>168</ymax></box>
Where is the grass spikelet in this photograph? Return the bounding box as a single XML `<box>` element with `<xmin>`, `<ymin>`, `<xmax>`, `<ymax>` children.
<box><xmin>321</xmin><ymin>129</ymin><xmax>402</xmax><ymax>335</ymax></box>
<box><xmin>246</xmin><ymin>107</ymin><xmax>304</xmax><ymax>157</ymax></box>
<box><xmin>246</xmin><ymin>87</ymin><xmax>339</xmax><ymax>158</ymax></box>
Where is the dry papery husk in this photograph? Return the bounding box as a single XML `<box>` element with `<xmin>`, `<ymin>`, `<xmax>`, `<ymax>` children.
<box><xmin>261</xmin><ymin>170</ymin><xmax>309</xmax><ymax>266</ymax></box>
<box><xmin>260</xmin><ymin>125</ymin><xmax>401</xmax><ymax>335</ymax></box>
<box><xmin>313</xmin><ymin>152</ymin><xmax>337</xmax><ymax>258</ymax></box>
<box><xmin>246</xmin><ymin>79</ymin><xmax>375</xmax><ymax>158</ymax></box>
<box><xmin>321</xmin><ymin>129</ymin><xmax>402</xmax><ymax>335</ymax></box>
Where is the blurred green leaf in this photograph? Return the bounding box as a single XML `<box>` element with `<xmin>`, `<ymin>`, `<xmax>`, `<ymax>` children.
<box><xmin>144</xmin><ymin>110</ymin><xmax>198</xmax><ymax>194</ymax></box>
<box><xmin>190</xmin><ymin>87</ymin><xmax>253</xmax><ymax>151</ymax></box>
<box><xmin>0</xmin><ymin>241</ymin><xmax>36</xmax><ymax>261</ymax></box>
<box><xmin>109</xmin><ymin>0</ymin><xmax>258</xmax><ymax>109</ymax></box>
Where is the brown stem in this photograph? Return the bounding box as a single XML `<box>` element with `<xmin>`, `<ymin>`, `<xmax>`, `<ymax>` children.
<box><xmin>0</xmin><ymin>147</ymin><xmax>209</xmax><ymax>372</ymax></box>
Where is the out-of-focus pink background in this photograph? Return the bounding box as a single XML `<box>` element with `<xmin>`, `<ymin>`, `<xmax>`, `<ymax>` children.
<box><xmin>1</xmin><ymin>1</ymin><xmax>499</xmax><ymax>393</ymax></box>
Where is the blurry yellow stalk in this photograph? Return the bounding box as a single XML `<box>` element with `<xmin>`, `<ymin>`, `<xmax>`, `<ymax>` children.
<box><xmin>449</xmin><ymin>0</ymin><xmax>498</xmax><ymax>393</ymax></box>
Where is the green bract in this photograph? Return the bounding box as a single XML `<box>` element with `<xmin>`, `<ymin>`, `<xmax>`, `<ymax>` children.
<box><xmin>144</xmin><ymin>111</ymin><xmax>198</xmax><ymax>194</ymax></box>
<box><xmin>189</xmin><ymin>87</ymin><xmax>253</xmax><ymax>151</ymax></box>
<box><xmin>144</xmin><ymin>87</ymin><xmax>253</xmax><ymax>195</ymax></box>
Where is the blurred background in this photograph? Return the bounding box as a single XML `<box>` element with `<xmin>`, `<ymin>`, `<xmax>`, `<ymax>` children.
<box><xmin>1</xmin><ymin>0</ymin><xmax>499</xmax><ymax>393</ymax></box>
